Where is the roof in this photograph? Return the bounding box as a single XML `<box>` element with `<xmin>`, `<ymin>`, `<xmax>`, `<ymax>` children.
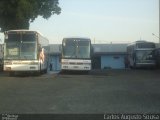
<box><xmin>49</xmin><ymin>43</ymin><xmax>160</xmax><ymax>55</ymax></box>
<box><xmin>49</xmin><ymin>43</ymin><xmax>128</xmax><ymax>55</ymax></box>
<box><xmin>49</xmin><ymin>44</ymin><xmax>61</xmax><ymax>55</ymax></box>
<box><xmin>92</xmin><ymin>44</ymin><xmax>127</xmax><ymax>53</ymax></box>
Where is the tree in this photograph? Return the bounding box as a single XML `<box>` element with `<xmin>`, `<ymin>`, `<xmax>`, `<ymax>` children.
<box><xmin>0</xmin><ymin>0</ymin><xmax>61</xmax><ymax>32</ymax></box>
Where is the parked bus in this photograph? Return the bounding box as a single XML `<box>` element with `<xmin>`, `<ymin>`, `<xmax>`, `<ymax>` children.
<box><xmin>61</xmin><ymin>37</ymin><xmax>92</xmax><ymax>71</ymax></box>
<box><xmin>3</xmin><ymin>30</ymin><xmax>49</xmax><ymax>75</ymax></box>
<box><xmin>127</xmin><ymin>40</ymin><xmax>156</xmax><ymax>68</ymax></box>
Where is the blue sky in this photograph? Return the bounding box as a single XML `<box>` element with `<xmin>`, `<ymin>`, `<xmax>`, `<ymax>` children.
<box><xmin>0</xmin><ymin>0</ymin><xmax>159</xmax><ymax>44</ymax></box>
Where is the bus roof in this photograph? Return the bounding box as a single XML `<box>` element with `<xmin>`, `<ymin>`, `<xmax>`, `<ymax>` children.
<box><xmin>63</xmin><ymin>36</ymin><xmax>90</xmax><ymax>39</ymax></box>
<box><xmin>6</xmin><ymin>29</ymin><xmax>44</xmax><ymax>36</ymax></box>
<box><xmin>127</xmin><ymin>40</ymin><xmax>155</xmax><ymax>46</ymax></box>
<box><xmin>63</xmin><ymin>37</ymin><xmax>91</xmax><ymax>40</ymax></box>
<box><xmin>5</xmin><ymin>29</ymin><xmax>49</xmax><ymax>43</ymax></box>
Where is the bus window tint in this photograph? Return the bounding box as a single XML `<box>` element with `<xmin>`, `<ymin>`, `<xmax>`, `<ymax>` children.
<box><xmin>22</xmin><ymin>34</ymin><xmax>36</xmax><ymax>42</ymax></box>
<box><xmin>6</xmin><ymin>43</ymin><xmax>19</xmax><ymax>57</ymax></box>
<box><xmin>136</xmin><ymin>50</ymin><xmax>154</xmax><ymax>62</ymax></box>
<box><xmin>5</xmin><ymin>33</ymin><xmax>37</xmax><ymax>60</ymax></box>
<box><xmin>7</xmin><ymin>33</ymin><xmax>21</xmax><ymax>42</ymax></box>
<box><xmin>77</xmin><ymin>40</ymin><xmax>90</xmax><ymax>58</ymax></box>
<box><xmin>21</xmin><ymin>34</ymin><xmax>36</xmax><ymax>59</ymax></box>
<box><xmin>21</xmin><ymin>43</ymin><xmax>36</xmax><ymax>59</ymax></box>
<box><xmin>4</xmin><ymin>34</ymin><xmax>21</xmax><ymax>59</ymax></box>
<box><xmin>63</xmin><ymin>40</ymin><xmax>76</xmax><ymax>58</ymax></box>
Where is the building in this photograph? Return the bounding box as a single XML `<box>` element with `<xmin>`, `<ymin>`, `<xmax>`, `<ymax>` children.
<box><xmin>49</xmin><ymin>44</ymin><xmax>61</xmax><ymax>71</ymax></box>
<box><xmin>92</xmin><ymin>44</ymin><xmax>127</xmax><ymax>69</ymax></box>
<box><xmin>49</xmin><ymin>43</ymin><xmax>128</xmax><ymax>71</ymax></box>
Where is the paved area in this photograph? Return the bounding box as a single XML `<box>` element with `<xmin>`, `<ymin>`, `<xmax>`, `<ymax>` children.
<box><xmin>0</xmin><ymin>69</ymin><xmax>160</xmax><ymax>114</ymax></box>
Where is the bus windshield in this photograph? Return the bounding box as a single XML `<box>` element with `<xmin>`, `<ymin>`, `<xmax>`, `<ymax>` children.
<box><xmin>136</xmin><ymin>50</ymin><xmax>155</xmax><ymax>62</ymax></box>
<box><xmin>77</xmin><ymin>41</ymin><xmax>90</xmax><ymax>58</ymax></box>
<box><xmin>62</xmin><ymin>39</ymin><xmax>90</xmax><ymax>59</ymax></box>
<box><xmin>4</xmin><ymin>33</ymin><xmax>37</xmax><ymax>60</ymax></box>
<box><xmin>62</xmin><ymin>39</ymin><xmax>76</xmax><ymax>58</ymax></box>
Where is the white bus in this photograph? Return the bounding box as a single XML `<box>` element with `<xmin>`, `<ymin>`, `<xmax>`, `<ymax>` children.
<box><xmin>127</xmin><ymin>40</ymin><xmax>156</xmax><ymax>68</ymax></box>
<box><xmin>61</xmin><ymin>37</ymin><xmax>92</xmax><ymax>71</ymax></box>
<box><xmin>3</xmin><ymin>30</ymin><xmax>49</xmax><ymax>75</ymax></box>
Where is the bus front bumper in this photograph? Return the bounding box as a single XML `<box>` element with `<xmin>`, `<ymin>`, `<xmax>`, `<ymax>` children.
<box><xmin>61</xmin><ymin>65</ymin><xmax>91</xmax><ymax>71</ymax></box>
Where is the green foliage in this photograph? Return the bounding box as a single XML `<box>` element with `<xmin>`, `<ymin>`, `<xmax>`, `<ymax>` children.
<box><xmin>0</xmin><ymin>0</ymin><xmax>61</xmax><ymax>32</ymax></box>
